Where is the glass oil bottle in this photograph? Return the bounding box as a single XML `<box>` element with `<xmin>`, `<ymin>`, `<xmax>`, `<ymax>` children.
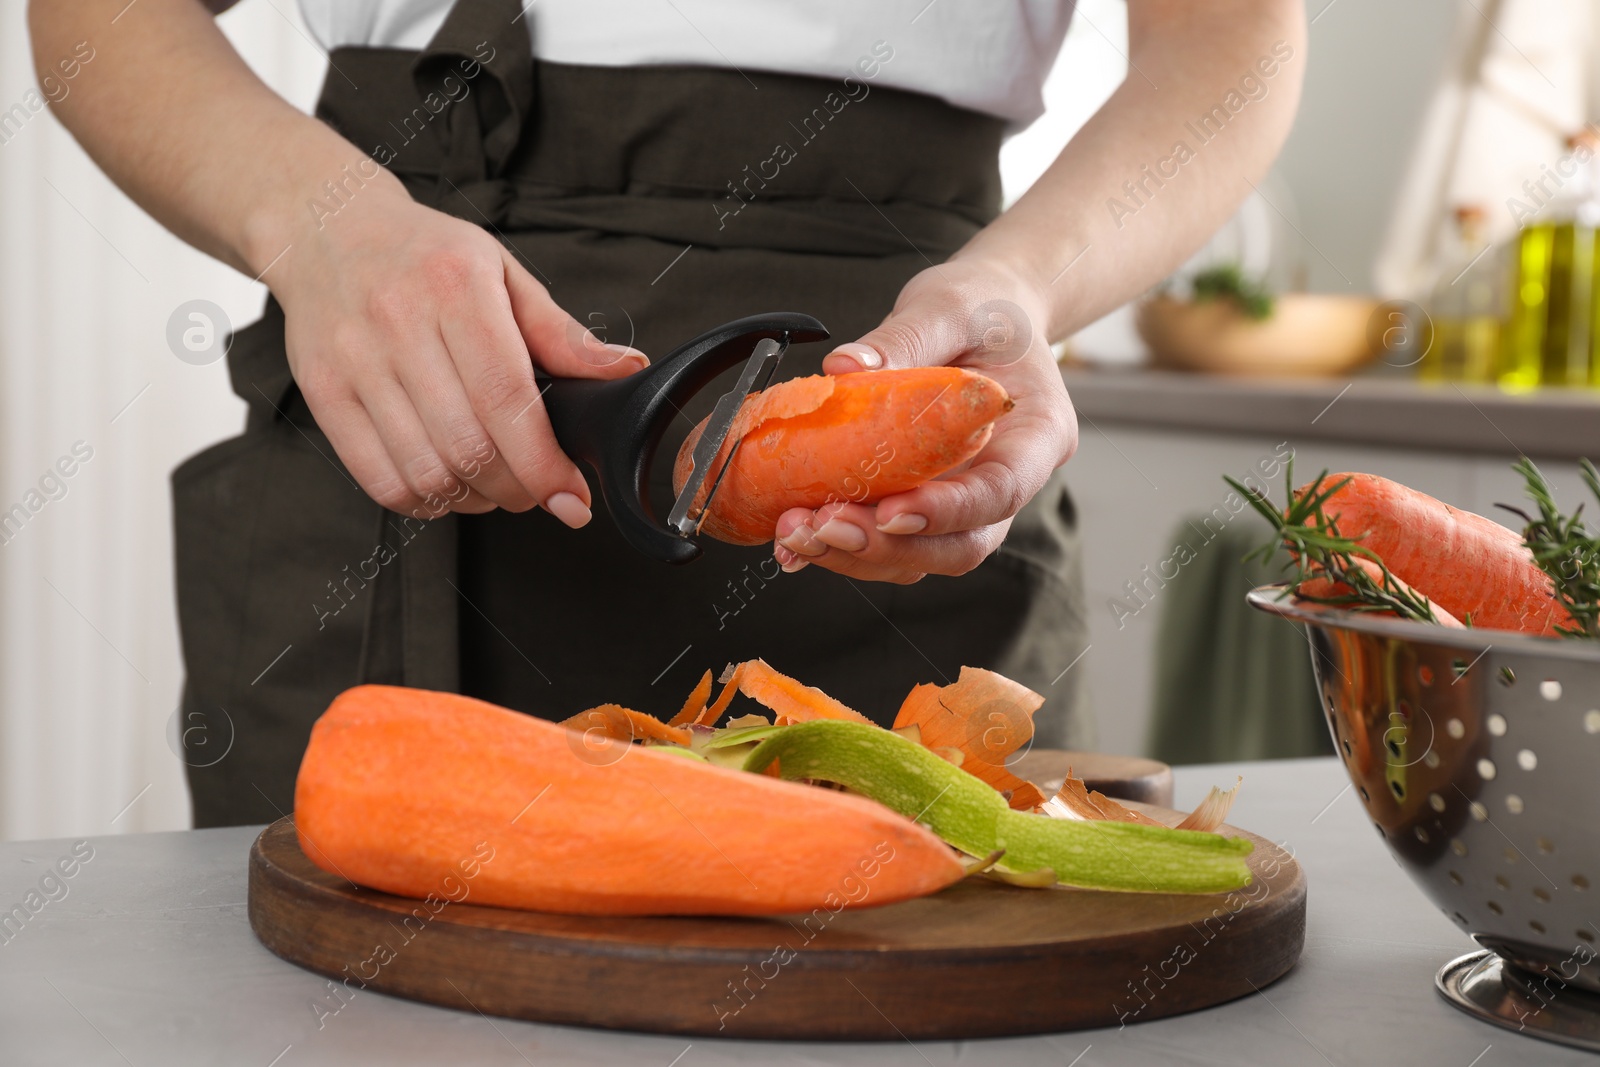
<box><xmin>1501</xmin><ymin>131</ymin><xmax>1600</xmax><ymax>389</ymax></box>
<box><xmin>1422</xmin><ymin>204</ymin><xmax>1502</xmax><ymax>382</ymax></box>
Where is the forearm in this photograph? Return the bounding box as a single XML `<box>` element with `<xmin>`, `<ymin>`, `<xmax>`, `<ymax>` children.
<box><xmin>27</xmin><ymin>0</ymin><xmax>403</xmax><ymax>278</ymax></box>
<box><xmin>956</xmin><ymin>0</ymin><xmax>1306</xmax><ymax>341</ymax></box>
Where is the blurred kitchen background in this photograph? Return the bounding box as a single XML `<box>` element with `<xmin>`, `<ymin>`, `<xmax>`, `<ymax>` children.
<box><xmin>2</xmin><ymin>0</ymin><xmax>1598</xmax><ymax>841</ymax></box>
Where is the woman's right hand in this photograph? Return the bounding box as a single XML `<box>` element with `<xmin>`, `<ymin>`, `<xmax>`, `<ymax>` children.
<box><xmin>271</xmin><ymin>175</ymin><xmax>647</xmax><ymax>526</ymax></box>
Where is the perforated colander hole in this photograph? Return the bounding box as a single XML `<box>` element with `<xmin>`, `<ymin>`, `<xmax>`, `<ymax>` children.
<box><xmin>1419</xmin><ymin>665</ymin><xmax>1435</xmax><ymax>686</ymax></box>
<box><xmin>1585</xmin><ymin>710</ymin><xmax>1600</xmax><ymax>734</ymax></box>
<box><xmin>1536</xmin><ymin>837</ymin><xmax>1554</xmax><ymax>854</ymax></box>
<box><xmin>1530</xmin><ymin>920</ymin><xmax>1548</xmax><ymax>934</ymax></box>
<box><xmin>1477</xmin><ymin>758</ymin><xmax>1497</xmax><ymax>780</ymax></box>
<box><xmin>1342</xmin><ymin>738</ymin><xmax>1351</xmax><ymax>757</ymax></box>
<box><xmin>1447</xmin><ymin>718</ymin><xmax>1466</xmax><ymax>739</ymax></box>
<box><xmin>1540</xmin><ymin>679</ymin><xmax>1562</xmax><ymax>701</ymax></box>
<box><xmin>1499</xmin><ymin>667</ymin><xmax>1517</xmax><ymax>687</ymax></box>
<box><xmin>1414</xmin><ymin>826</ymin><xmax>1430</xmax><ymax>843</ymax></box>
<box><xmin>1448</xmin><ymin>870</ymin><xmax>1464</xmax><ymax>885</ymax></box>
<box><xmin>1580</xmin><ymin>929</ymin><xmax>1597</xmax><ymax>943</ymax></box>
<box><xmin>1574</xmin><ymin>874</ymin><xmax>1591</xmax><ymax>890</ymax></box>
<box><xmin>1469</xmin><ymin>803</ymin><xmax>1488</xmax><ymax>822</ymax></box>
<box><xmin>1517</xmin><ymin>749</ymin><xmax>1538</xmax><ymax>771</ymax></box>
<box><xmin>1506</xmin><ymin>795</ymin><xmax>1525</xmax><ymax>815</ymax></box>
<box><xmin>1533</xmin><ymin>887</ymin><xmax>1552</xmax><ymax>903</ymax></box>
<box><xmin>1504</xmin><ymin>847</ymin><xmax>1520</xmax><ymax>864</ymax></box>
<box><xmin>1373</xmin><ymin>822</ymin><xmax>1386</xmax><ymax>839</ymax></box>
<box><xmin>1359</xmin><ymin>785</ymin><xmax>1370</xmax><ymax>803</ymax></box>
<box><xmin>1454</xmin><ymin>911</ymin><xmax>1469</xmax><ymax>924</ymax></box>
<box><xmin>1424</xmin><ymin>750</ymin><xmax>1440</xmax><ymax>769</ymax></box>
<box><xmin>1487</xmin><ymin>714</ymin><xmax>1507</xmax><ymax>736</ymax></box>
<box><xmin>1390</xmin><ymin>779</ymin><xmax>1406</xmax><ymax>799</ymax></box>
<box><xmin>1429</xmin><ymin>792</ymin><xmax>1446</xmax><ymax>812</ymax></box>
<box><xmin>1487</xmin><ymin>900</ymin><xmax>1504</xmax><ymax>915</ymax></box>
<box><xmin>1451</xmin><ymin>838</ymin><xmax>1468</xmax><ymax>856</ymax></box>
<box><xmin>1495</xmin><ymin>874</ymin><xmax>1512</xmax><ymax>890</ymax></box>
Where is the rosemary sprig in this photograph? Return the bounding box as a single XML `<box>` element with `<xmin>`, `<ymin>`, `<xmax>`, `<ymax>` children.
<box><xmin>1499</xmin><ymin>457</ymin><xmax>1600</xmax><ymax>640</ymax></box>
<box><xmin>1226</xmin><ymin>460</ymin><xmax>1440</xmax><ymax>623</ymax></box>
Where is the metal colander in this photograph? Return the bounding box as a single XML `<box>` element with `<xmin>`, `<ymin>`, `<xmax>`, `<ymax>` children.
<box><xmin>1248</xmin><ymin>587</ymin><xmax>1600</xmax><ymax>1051</ymax></box>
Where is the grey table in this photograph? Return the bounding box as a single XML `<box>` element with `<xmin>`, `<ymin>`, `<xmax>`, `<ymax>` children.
<box><xmin>1</xmin><ymin>758</ymin><xmax>1589</xmax><ymax>1066</ymax></box>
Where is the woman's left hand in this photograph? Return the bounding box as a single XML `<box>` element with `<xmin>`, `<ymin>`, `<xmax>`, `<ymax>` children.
<box><xmin>772</xmin><ymin>257</ymin><xmax>1078</xmax><ymax>584</ymax></box>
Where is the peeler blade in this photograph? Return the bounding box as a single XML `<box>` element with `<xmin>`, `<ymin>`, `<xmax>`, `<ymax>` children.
<box><xmin>667</xmin><ymin>335</ymin><xmax>787</xmax><ymax>537</ymax></box>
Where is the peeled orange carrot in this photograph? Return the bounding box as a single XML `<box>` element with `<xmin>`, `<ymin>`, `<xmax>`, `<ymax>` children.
<box><xmin>295</xmin><ymin>685</ymin><xmax>964</xmax><ymax>917</ymax></box>
<box><xmin>1312</xmin><ymin>473</ymin><xmax>1565</xmax><ymax>634</ymax></box>
<box><xmin>673</xmin><ymin>368</ymin><xmax>1012</xmax><ymax>545</ymax></box>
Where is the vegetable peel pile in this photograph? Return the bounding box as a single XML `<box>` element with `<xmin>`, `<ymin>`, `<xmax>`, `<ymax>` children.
<box><xmin>295</xmin><ymin>662</ymin><xmax>1254</xmax><ymax>917</ymax></box>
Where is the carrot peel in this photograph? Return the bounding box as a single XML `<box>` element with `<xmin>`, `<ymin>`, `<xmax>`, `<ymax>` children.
<box><xmin>893</xmin><ymin>668</ymin><xmax>1048</xmax><ymax>810</ymax></box>
<box><xmin>668</xmin><ymin>671</ymin><xmax>713</xmax><ymax>727</ymax></box>
<box><xmin>558</xmin><ymin>705</ymin><xmax>691</xmax><ymax>747</ymax></box>
<box><xmin>727</xmin><ymin>659</ymin><xmax>873</xmax><ymax>725</ymax></box>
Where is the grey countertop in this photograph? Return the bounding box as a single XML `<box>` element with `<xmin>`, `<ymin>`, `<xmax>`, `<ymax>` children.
<box><xmin>1</xmin><ymin>757</ymin><xmax>1588</xmax><ymax>1066</ymax></box>
<box><xmin>1061</xmin><ymin>367</ymin><xmax>1600</xmax><ymax>460</ymax></box>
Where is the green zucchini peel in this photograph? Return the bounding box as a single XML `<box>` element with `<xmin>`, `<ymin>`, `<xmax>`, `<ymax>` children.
<box><xmin>743</xmin><ymin>720</ymin><xmax>1252</xmax><ymax>894</ymax></box>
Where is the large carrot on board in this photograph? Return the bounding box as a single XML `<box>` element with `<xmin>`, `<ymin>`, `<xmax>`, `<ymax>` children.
<box><xmin>673</xmin><ymin>368</ymin><xmax>1012</xmax><ymax>545</ymax></box>
<box><xmin>1309</xmin><ymin>473</ymin><xmax>1567</xmax><ymax>635</ymax></box>
<box><xmin>294</xmin><ymin>685</ymin><xmax>964</xmax><ymax>917</ymax></box>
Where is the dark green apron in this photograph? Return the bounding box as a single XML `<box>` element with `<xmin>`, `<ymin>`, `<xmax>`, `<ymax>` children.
<box><xmin>172</xmin><ymin>0</ymin><xmax>1092</xmax><ymax>828</ymax></box>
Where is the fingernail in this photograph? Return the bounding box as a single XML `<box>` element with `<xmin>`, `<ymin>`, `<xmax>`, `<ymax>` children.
<box><xmin>544</xmin><ymin>491</ymin><xmax>592</xmax><ymax>529</ymax></box>
<box><xmin>816</xmin><ymin>518</ymin><xmax>868</xmax><ymax>552</ymax></box>
<box><xmin>830</xmin><ymin>342</ymin><xmax>882</xmax><ymax>370</ymax></box>
<box><xmin>780</xmin><ymin>558</ymin><xmax>809</xmax><ymax>573</ymax></box>
<box><xmin>776</xmin><ymin>545</ymin><xmax>809</xmax><ymax>574</ymax></box>
<box><xmin>779</xmin><ymin>525</ymin><xmax>827</xmax><ymax>557</ymax></box>
<box><xmin>877</xmin><ymin>513</ymin><xmax>928</xmax><ymax>535</ymax></box>
<box><xmin>597</xmin><ymin>344</ymin><xmax>648</xmax><ymax>372</ymax></box>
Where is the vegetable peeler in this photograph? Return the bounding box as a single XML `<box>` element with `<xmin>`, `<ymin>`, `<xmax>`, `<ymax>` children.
<box><xmin>536</xmin><ymin>313</ymin><xmax>829</xmax><ymax>564</ymax></box>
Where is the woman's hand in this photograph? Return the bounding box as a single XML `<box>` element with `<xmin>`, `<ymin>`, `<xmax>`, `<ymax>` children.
<box><xmin>32</xmin><ymin>0</ymin><xmax>656</xmax><ymax>527</ymax></box>
<box><xmin>275</xmin><ymin>177</ymin><xmax>646</xmax><ymax>524</ymax></box>
<box><xmin>772</xmin><ymin>258</ymin><xmax>1077</xmax><ymax>584</ymax></box>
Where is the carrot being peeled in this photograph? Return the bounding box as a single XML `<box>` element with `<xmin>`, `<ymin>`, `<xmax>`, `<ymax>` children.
<box><xmin>673</xmin><ymin>368</ymin><xmax>1011</xmax><ymax>546</ymax></box>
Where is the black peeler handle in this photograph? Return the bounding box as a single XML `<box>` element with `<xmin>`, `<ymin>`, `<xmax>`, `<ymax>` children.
<box><xmin>535</xmin><ymin>313</ymin><xmax>829</xmax><ymax>564</ymax></box>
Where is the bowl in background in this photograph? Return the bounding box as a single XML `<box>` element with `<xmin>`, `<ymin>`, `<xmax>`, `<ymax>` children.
<box><xmin>1137</xmin><ymin>293</ymin><xmax>1383</xmax><ymax>377</ymax></box>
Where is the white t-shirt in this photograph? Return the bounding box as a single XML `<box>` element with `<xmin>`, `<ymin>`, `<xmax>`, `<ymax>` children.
<box><xmin>296</xmin><ymin>0</ymin><xmax>1077</xmax><ymax>127</ymax></box>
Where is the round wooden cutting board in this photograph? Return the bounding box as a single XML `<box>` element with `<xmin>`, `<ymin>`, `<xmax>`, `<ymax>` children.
<box><xmin>249</xmin><ymin>753</ymin><xmax>1302</xmax><ymax>1041</ymax></box>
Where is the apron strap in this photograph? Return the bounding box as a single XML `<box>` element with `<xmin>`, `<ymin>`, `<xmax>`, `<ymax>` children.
<box><xmin>411</xmin><ymin>0</ymin><xmax>534</xmax><ymax>225</ymax></box>
<box><xmin>356</xmin><ymin>0</ymin><xmax>535</xmax><ymax>691</ymax></box>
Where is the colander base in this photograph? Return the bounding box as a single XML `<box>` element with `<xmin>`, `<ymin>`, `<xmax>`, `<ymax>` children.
<box><xmin>1437</xmin><ymin>949</ymin><xmax>1600</xmax><ymax>1052</ymax></box>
